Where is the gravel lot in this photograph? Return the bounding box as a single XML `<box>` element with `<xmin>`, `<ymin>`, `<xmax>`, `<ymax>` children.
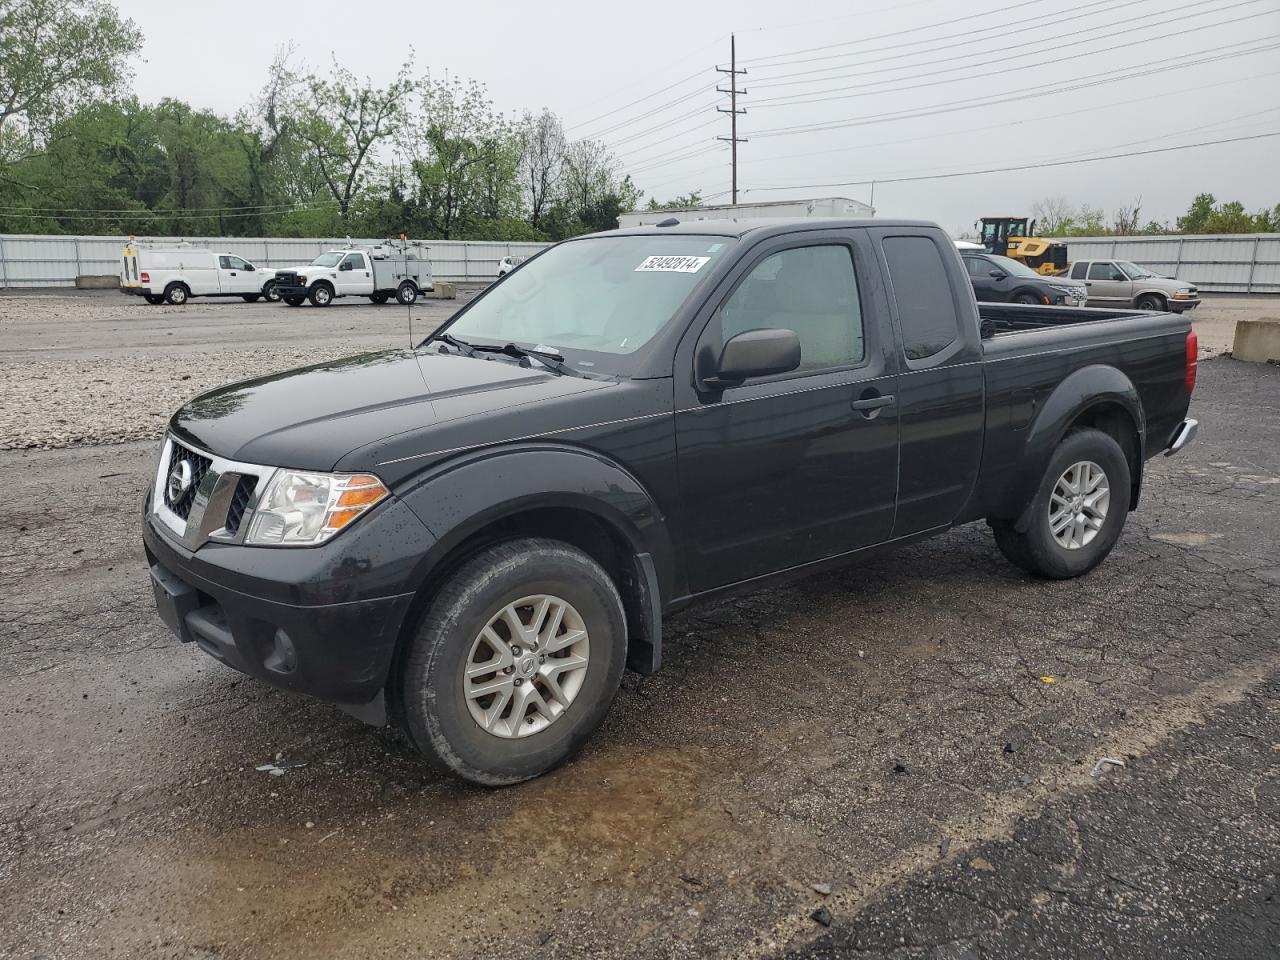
<box><xmin>1</xmin><ymin>290</ymin><xmax>1277</xmax><ymax>959</ymax></box>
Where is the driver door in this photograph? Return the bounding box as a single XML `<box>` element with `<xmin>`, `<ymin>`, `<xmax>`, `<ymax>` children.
<box><xmin>674</xmin><ymin>232</ymin><xmax>900</xmax><ymax>592</ymax></box>
<box><xmin>338</xmin><ymin>252</ymin><xmax>370</xmax><ymax>295</ymax></box>
<box><xmin>217</xmin><ymin>255</ymin><xmax>257</xmax><ymax>294</ymax></box>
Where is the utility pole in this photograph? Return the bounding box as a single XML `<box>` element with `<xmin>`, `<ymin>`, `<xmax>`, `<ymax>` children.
<box><xmin>716</xmin><ymin>34</ymin><xmax>747</xmax><ymax>205</ymax></box>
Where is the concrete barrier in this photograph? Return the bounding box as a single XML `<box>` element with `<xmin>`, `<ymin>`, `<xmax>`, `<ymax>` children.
<box><xmin>1232</xmin><ymin>318</ymin><xmax>1280</xmax><ymax>363</ymax></box>
<box><xmin>75</xmin><ymin>275</ymin><xmax>119</xmax><ymax>289</ymax></box>
<box><xmin>427</xmin><ymin>282</ymin><xmax>457</xmax><ymax>300</ymax></box>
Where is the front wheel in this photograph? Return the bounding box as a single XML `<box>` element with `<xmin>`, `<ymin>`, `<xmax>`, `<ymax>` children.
<box><xmin>262</xmin><ymin>280</ymin><xmax>281</xmax><ymax>303</ymax></box>
<box><xmin>1014</xmin><ymin>292</ymin><xmax>1040</xmax><ymax>305</ymax></box>
<box><xmin>241</xmin><ymin>294</ymin><xmax>261</xmax><ymax>302</ymax></box>
<box><xmin>308</xmin><ymin>283</ymin><xmax>333</xmax><ymax>307</ymax></box>
<box><xmin>283</xmin><ymin>295</ymin><xmax>305</xmax><ymax>307</ymax></box>
<box><xmin>991</xmin><ymin>428</ymin><xmax>1131</xmax><ymax>579</ymax></box>
<box><xmin>370</xmin><ymin>293</ymin><xmax>390</xmax><ymax>304</ymax></box>
<box><xmin>399</xmin><ymin>538</ymin><xmax>627</xmax><ymax>786</ymax></box>
<box><xmin>396</xmin><ymin>282</ymin><xmax>418</xmax><ymax>305</ymax></box>
<box><xmin>1135</xmin><ymin>294</ymin><xmax>1165</xmax><ymax>312</ymax></box>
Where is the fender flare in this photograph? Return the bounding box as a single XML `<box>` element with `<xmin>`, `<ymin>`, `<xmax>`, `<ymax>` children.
<box><xmin>1010</xmin><ymin>364</ymin><xmax>1146</xmax><ymax>529</ymax></box>
<box><xmin>396</xmin><ymin>444</ymin><xmax>674</xmax><ymax>672</ymax></box>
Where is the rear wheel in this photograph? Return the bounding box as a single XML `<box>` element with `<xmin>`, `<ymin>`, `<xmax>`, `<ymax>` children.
<box><xmin>144</xmin><ymin>294</ymin><xmax>165</xmax><ymax>305</ymax></box>
<box><xmin>399</xmin><ymin>538</ymin><xmax>627</xmax><ymax>786</ymax></box>
<box><xmin>370</xmin><ymin>293</ymin><xmax>390</xmax><ymax>304</ymax></box>
<box><xmin>991</xmin><ymin>428</ymin><xmax>1131</xmax><ymax>579</ymax></box>
<box><xmin>283</xmin><ymin>295</ymin><xmax>305</xmax><ymax>307</ymax></box>
<box><xmin>163</xmin><ymin>283</ymin><xmax>189</xmax><ymax>306</ymax></box>
<box><xmin>241</xmin><ymin>294</ymin><xmax>261</xmax><ymax>302</ymax></box>
<box><xmin>1135</xmin><ymin>294</ymin><xmax>1165</xmax><ymax>311</ymax></box>
<box><xmin>396</xmin><ymin>282</ymin><xmax>418</xmax><ymax>305</ymax></box>
<box><xmin>308</xmin><ymin>283</ymin><xmax>333</xmax><ymax>307</ymax></box>
<box><xmin>262</xmin><ymin>280</ymin><xmax>281</xmax><ymax>303</ymax></box>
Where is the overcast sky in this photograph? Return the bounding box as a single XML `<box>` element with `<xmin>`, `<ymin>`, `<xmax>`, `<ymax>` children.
<box><xmin>118</xmin><ymin>0</ymin><xmax>1280</xmax><ymax>233</ymax></box>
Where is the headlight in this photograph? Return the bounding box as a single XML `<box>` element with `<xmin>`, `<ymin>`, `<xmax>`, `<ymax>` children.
<box><xmin>1176</xmin><ymin>287</ymin><xmax>1194</xmax><ymax>296</ymax></box>
<box><xmin>245</xmin><ymin>470</ymin><xmax>389</xmax><ymax>546</ymax></box>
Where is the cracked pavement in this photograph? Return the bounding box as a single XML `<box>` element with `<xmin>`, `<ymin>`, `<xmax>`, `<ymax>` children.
<box><xmin>0</xmin><ymin>297</ymin><xmax>1277</xmax><ymax>959</ymax></box>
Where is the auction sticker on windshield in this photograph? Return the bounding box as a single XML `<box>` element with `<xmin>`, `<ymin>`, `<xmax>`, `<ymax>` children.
<box><xmin>635</xmin><ymin>255</ymin><xmax>710</xmax><ymax>273</ymax></box>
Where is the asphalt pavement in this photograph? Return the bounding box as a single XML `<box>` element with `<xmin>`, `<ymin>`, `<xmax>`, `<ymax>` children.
<box><xmin>0</xmin><ymin>302</ymin><xmax>1277</xmax><ymax>959</ymax></box>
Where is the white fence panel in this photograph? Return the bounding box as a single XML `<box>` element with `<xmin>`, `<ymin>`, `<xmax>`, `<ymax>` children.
<box><xmin>1058</xmin><ymin>233</ymin><xmax>1280</xmax><ymax>293</ymax></box>
<box><xmin>0</xmin><ymin>234</ymin><xmax>552</xmax><ymax>287</ymax></box>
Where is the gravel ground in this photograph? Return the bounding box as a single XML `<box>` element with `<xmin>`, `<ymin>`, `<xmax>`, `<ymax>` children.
<box><xmin>0</xmin><ymin>290</ymin><xmax>467</xmax><ymax>450</ymax></box>
<box><xmin>0</xmin><ymin>288</ymin><xmax>1277</xmax><ymax>958</ymax></box>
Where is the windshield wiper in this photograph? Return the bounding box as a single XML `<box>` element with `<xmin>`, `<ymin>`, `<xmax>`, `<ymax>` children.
<box><xmin>471</xmin><ymin>342</ymin><xmax>582</xmax><ymax>377</ymax></box>
<box><xmin>431</xmin><ymin>332</ymin><xmax>477</xmax><ymax>357</ymax></box>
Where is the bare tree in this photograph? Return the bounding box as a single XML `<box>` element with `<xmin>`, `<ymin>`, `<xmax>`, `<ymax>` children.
<box><xmin>1113</xmin><ymin>196</ymin><xmax>1143</xmax><ymax>236</ymax></box>
<box><xmin>1031</xmin><ymin>196</ymin><xmax>1076</xmax><ymax>235</ymax></box>
<box><xmin>520</xmin><ymin>109</ymin><xmax>565</xmax><ymax>228</ymax></box>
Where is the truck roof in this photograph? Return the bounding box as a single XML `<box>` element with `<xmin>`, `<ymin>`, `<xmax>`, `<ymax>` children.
<box><xmin>606</xmin><ymin>217</ymin><xmax>938</xmax><ymax>239</ymax></box>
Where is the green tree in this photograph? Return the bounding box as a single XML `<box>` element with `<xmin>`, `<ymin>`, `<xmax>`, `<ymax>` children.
<box><xmin>296</xmin><ymin>56</ymin><xmax>414</xmax><ymax>223</ymax></box>
<box><xmin>0</xmin><ymin>0</ymin><xmax>141</xmax><ymax>174</ymax></box>
<box><xmin>646</xmin><ymin>191</ymin><xmax>703</xmax><ymax>211</ymax></box>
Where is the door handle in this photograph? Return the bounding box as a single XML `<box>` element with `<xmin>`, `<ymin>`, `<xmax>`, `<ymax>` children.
<box><xmin>851</xmin><ymin>394</ymin><xmax>895</xmax><ymax>418</ymax></box>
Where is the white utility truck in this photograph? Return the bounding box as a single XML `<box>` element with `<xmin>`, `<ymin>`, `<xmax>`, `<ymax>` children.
<box><xmin>270</xmin><ymin>240</ymin><xmax>433</xmax><ymax>307</ymax></box>
<box><xmin>120</xmin><ymin>242</ymin><xmax>274</xmax><ymax>305</ymax></box>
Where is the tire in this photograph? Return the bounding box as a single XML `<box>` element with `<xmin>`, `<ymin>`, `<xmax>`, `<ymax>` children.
<box><xmin>144</xmin><ymin>294</ymin><xmax>165</xmax><ymax>305</ymax></box>
<box><xmin>163</xmin><ymin>283</ymin><xmax>189</xmax><ymax>306</ymax></box>
<box><xmin>1014</xmin><ymin>292</ymin><xmax>1040</xmax><ymax>305</ymax></box>
<box><xmin>991</xmin><ymin>428</ymin><xmax>1131</xmax><ymax>580</ymax></box>
<box><xmin>399</xmin><ymin>538</ymin><xmax>627</xmax><ymax>786</ymax></box>
<box><xmin>396</xmin><ymin>282</ymin><xmax>418</xmax><ymax>306</ymax></box>
<box><xmin>1135</xmin><ymin>294</ymin><xmax>1165</xmax><ymax>312</ymax></box>
<box><xmin>370</xmin><ymin>293</ymin><xmax>390</xmax><ymax>304</ymax></box>
<box><xmin>262</xmin><ymin>280</ymin><xmax>281</xmax><ymax>303</ymax></box>
<box><xmin>283</xmin><ymin>295</ymin><xmax>305</xmax><ymax>307</ymax></box>
<box><xmin>241</xmin><ymin>294</ymin><xmax>261</xmax><ymax>302</ymax></box>
<box><xmin>308</xmin><ymin>283</ymin><xmax>333</xmax><ymax>307</ymax></box>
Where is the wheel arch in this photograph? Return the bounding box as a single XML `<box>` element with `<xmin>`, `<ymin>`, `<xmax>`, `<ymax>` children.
<box><xmin>1009</xmin><ymin>365</ymin><xmax>1146</xmax><ymax>527</ymax></box>
<box><xmin>388</xmin><ymin>445</ymin><xmax>673</xmax><ymax>700</ymax></box>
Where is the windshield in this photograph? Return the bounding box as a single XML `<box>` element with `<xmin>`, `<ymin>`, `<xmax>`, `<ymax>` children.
<box><xmin>1117</xmin><ymin>260</ymin><xmax>1156</xmax><ymax>279</ymax></box>
<box><xmin>988</xmin><ymin>254</ymin><xmax>1042</xmax><ymax>278</ymax></box>
<box><xmin>441</xmin><ymin>235</ymin><xmax>735</xmax><ymax>373</ymax></box>
<box><xmin>310</xmin><ymin>252</ymin><xmax>344</xmax><ymax>267</ymax></box>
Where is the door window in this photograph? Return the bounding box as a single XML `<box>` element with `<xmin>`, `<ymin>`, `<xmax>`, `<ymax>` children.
<box><xmin>1088</xmin><ymin>261</ymin><xmax>1124</xmax><ymax>281</ymax></box>
<box><xmin>219</xmin><ymin>255</ymin><xmax>249</xmax><ymax>270</ymax></box>
<box><xmin>719</xmin><ymin>244</ymin><xmax>864</xmax><ymax>371</ymax></box>
<box><xmin>342</xmin><ymin>253</ymin><xmax>366</xmax><ymax>271</ymax></box>
<box><xmin>883</xmin><ymin>236</ymin><xmax>961</xmax><ymax>361</ymax></box>
<box><xmin>963</xmin><ymin>256</ymin><xmax>990</xmax><ymax>278</ymax></box>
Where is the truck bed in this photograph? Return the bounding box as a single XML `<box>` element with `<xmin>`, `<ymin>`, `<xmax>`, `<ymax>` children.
<box><xmin>979</xmin><ymin>302</ymin><xmax>1148</xmax><ymax>335</ymax></box>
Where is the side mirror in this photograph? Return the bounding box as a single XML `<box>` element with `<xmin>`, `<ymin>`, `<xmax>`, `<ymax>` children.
<box><xmin>244</xmin><ymin>264</ymin><xmax>255</xmax><ymax>272</ymax></box>
<box><xmin>989</xmin><ymin>270</ymin><xmax>1007</xmax><ymax>280</ymax></box>
<box><xmin>706</xmin><ymin>328</ymin><xmax>801</xmax><ymax>387</ymax></box>
<box><xmin>339</xmin><ymin>261</ymin><xmax>353</xmax><ymax>272</ymax></box>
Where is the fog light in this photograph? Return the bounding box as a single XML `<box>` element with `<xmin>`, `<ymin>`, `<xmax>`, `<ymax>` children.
<box><xmin>264</xmin><ymin>628</ymin><xmax>297</xmax><ymax>674</ymax></box>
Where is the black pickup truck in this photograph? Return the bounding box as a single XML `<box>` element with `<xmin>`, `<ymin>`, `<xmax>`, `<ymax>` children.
<box><xmin>143</xmin><ymin>219</ymin><xmax>1199</xmax><ymax>785</ymax></box>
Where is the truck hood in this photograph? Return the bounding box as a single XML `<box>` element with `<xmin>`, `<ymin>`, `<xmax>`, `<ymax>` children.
<box><xmin>170</xmin><ymin>349</ymin><xmax>613</xmax><ymax>472</ymax></box>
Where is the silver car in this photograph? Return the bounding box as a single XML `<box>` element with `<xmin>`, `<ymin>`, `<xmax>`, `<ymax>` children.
<box><xmin>1067</xmin><ymin>259</ymin><xmax>1200</xmax><ymax>313</ymax></box>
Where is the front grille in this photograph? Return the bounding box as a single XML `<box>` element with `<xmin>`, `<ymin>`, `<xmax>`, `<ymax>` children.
<box><xmin>163</xmin><ymin>442</ymin><xmax>212</xmax><ymax>519</ymax></box>
<box><xmin>224</xmin><ymin>475</ymin><xmax>257</xmax><ymax>535</ymax></box>
<box><xmin>275</xmin><ymin>271</ymin><xmax>301</xmax><ymax>286</ymax></box>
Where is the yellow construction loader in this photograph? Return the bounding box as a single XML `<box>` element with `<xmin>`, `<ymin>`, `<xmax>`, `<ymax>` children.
<box><xmin>977</xmin><ymin>217</ymin><xmax>1068</xmax><ymax>275</ymax></box>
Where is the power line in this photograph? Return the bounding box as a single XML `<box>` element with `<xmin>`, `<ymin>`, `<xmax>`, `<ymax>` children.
<box><xmin>742</xmin><ymin>131</ymin><xmax>1280</xmax><ymax>193</ymax></box>
<box><xmin>0</xmin><ymin>198</ymin><xmax>335</xmax><ymax>215</ymax></box>
<box><xmin>748</xmin><ymin>36</ymin><xmax>1280</xmax><ymax>138</ymax></box>
<box><xmin>751</xmin><ymin>9</ymin><xmax>1279</xmax><ymax>108</ymax></box>
<box><xmin>751</xmin><ymin>0</ymin><xmax>1235</xmax><ymax>90</ymax></box>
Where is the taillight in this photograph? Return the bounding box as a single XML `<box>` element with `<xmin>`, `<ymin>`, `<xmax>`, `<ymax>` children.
<box><xmin>140</xmin><ymin>271</ymin><xmax>150</xmax><ymax>283</ymax></box>
<box><xmin>1185</xmin><ymin>330</ymin><xmax>1198</xmax><ymax>396</ymax></box>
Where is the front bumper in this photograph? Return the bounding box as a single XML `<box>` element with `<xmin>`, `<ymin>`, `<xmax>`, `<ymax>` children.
<box><xmin>142</xmin><ymin>493</ymin><xmax>436</xmax><ymax>722</ymax></box>
<box><xmin>1168</xmin><ymin>297</ymin><xmax>1201</xmax><ymax>312</ymax></box>
<box><xmin>273</xmin><ymin>283</ymin><xmax>310</xmax><ymax>298</ymax></box>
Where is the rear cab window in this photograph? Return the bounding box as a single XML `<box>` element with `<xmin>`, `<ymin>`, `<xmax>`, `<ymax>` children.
<box><xmin>882</xmin><ymin>235</ymin><xmax>964</xmax><ymax>363</ymax></box>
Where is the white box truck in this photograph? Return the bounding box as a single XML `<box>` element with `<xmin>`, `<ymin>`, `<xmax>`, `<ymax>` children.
<box><xmin>270</xmin><ymin>240</ymin><xmax>433</xmax><ymax>307</ymax></box>
<box><xmin>120</xmin><ymin>242</ymin><xmax>275</xmax><ymax>305</ymax></box>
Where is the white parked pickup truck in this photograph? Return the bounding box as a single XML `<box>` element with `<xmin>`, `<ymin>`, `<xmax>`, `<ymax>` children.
<box><xmin>271</xmin><ymin>242</ymin><xmax>434</xmax><ymax>307</ymax></box>
<box><xmin>120</xmin><ymin>244</ymin><xmax>275</xmax><ymax>305</ymax></box>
